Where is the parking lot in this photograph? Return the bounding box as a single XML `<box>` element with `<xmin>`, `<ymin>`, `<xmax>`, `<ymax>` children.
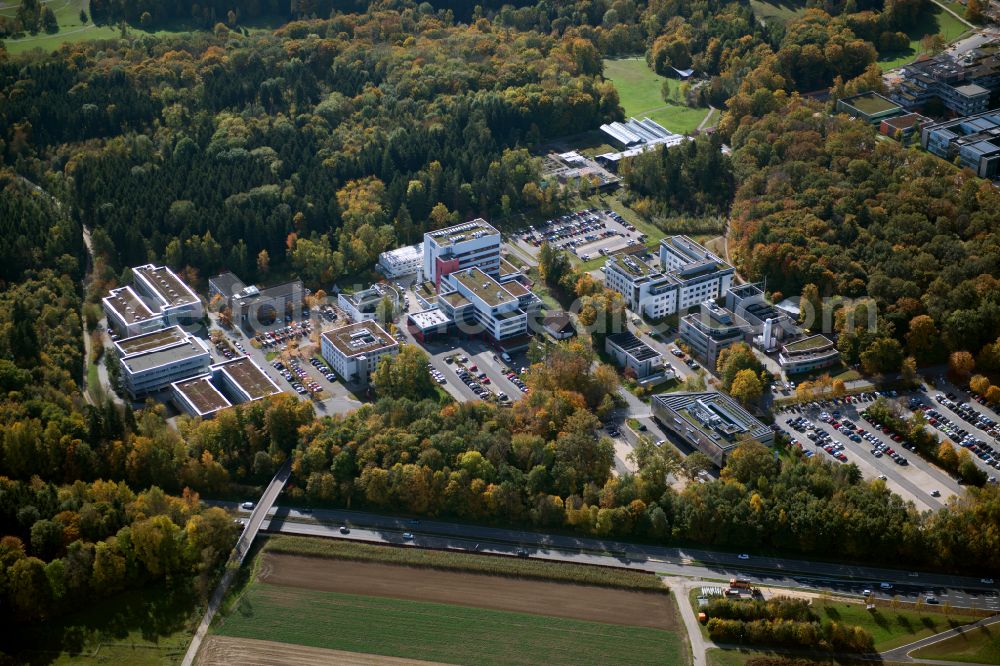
<box><xmin>904</xmin><ymin>383</ymin><xmax>1000</xmax><ymax>482</ymax></box>
<box><xmin>777</xmin><ymin>393</ymin><xmax>963</xmax><ymax>511</ymax></box>
<box><xmin>513</xmin><ymin>208</ymin><xmax>646</xmax><ymax>262</ymax></box>
<box><xmin>210</xmin><ymin>308</ymin><xmax>364</xmax><ymax>415</ymax></box>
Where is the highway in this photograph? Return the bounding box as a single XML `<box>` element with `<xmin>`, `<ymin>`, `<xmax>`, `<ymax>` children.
<box><xmin>209</xmin><ymin>500</ymin><xmax>1000</xmax><ymax>612</ymax></box>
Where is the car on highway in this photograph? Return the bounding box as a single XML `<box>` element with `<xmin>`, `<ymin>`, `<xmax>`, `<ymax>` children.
<box><xmin>930</xmin><ymin>489</ymin><xmax>941</xmax><ymax>497</ymax></box>
<box><xmin>982</xmin><ymin>578</ymin><xmax>995</xmax><ymax>585</ymax></box>
<box><xmin>738</xmin><ymin>553</ymin><xmax>750</xmax><ymax>560</ymax></box>
<box><xmin>862</xmin><ymin>589</ymin><xmax>872</xmax><ymax>596</ymax></box>
<box><xmin>339</xmin><ymin>526</ymin><xmax>350</xmax><ymax>534</ymax></box>
<box><xmin>402</xmin><ymin>532</ymin><xmax>414</xmax><ymax>540</ymax></box>
<box><xmin>515</xmin><ymin>549</ymin><xmax>530</xmax><ymax>558</ymax></box>
<box><xmin>240</xmin><ymin>501</ymin><xmax>255</xmax><ymax>510</ymax></box>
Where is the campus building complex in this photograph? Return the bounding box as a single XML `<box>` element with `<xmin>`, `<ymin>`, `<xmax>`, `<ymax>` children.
<box><xmin>102</xmin><ymin>264</ymin><xmax>203</xmax><ymax>337</ymax></box>
<box><xmin>602</xmin><ymin>236</ymin><xmax>734</xmax><ymax>319</ymax></box>
<box><xmin>321</xmin><ymin>321</ymin><xmax>399</xmax><ymax>385</ymax></box>
<box><xmin>438</xmin><ymin>267</ymin><xmax>539</xmax><ymax>344</ymax></box>
<box><xmin>891</xmin><ymin>52</ymin><xmax>1000</xmax><ymax>117</ymax></box>
<box><xmin>921</xmin><ymin>109</ymin><xmax>1000</xmax><ymax>180</ymax></box>
<box><xmin>115</xmin><ymin>326</ymin><xmax>212</xmax><ymax>398</ymax></box>
<box><xmin>423</xmin><ymin>219</ymin><xmax>501</xmax><ymax>287</ymax></box>
<box><xmin>652</xmin><ymin>391</ymin><xmax>774</xmax><ymax>466</ymax></box>
<box><xmin>679</xmin><ymin>301</ymin><xmax>752</xmax><ymax>368</ymax></box>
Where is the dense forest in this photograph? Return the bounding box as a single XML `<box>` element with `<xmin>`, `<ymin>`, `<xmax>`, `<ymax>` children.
<box><xmin>728</xmin><ymin>99</ymin><xmax>1000</xmax><ymax>366</ymax></box>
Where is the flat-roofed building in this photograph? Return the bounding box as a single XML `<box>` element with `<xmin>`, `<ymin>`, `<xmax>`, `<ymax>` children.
<box><xmin>440</xmin><ymin>267</ymin><xmax>538</xmax><ymax>344</ymax></box>
<box><xmin>891</xmin><ymin>52</ymin><xmax>1000</xmax><ymax>116</ymax></box>
<box><xmin>604</xmin><ymin>236</ymin><xmax>734</xmax><ymax>320</ymax></box>
<box><xmin>320</xmin><ymin>321</ymin><xmax>399</xmax><ymax>385</ymax></box>
<box><xmin>605</xmin><ymin>331</ymin><xmax>665</xmax><ymax>379</ymax></box>
<box><xmin>921</xmin><ymin>109</ymin><xmax>1000</xmax><ymax>179</ymax></box>
<box><xmin>406</xmin><ymin>308</ymin><xmax>451</xmax><ymax>343</ymax></box>
<box><xmin>378</xmin><ymin>243</ymin><xmax>424</xmax><ymax>278</ymax></box>
<box><xmin>423</xmin><ymin>219</ymin><xmax>501</xmax><ymax>287</ymax></box>
<box><xmin>210</xmin><ymin>356</ymin><xmax>282</xmax><ymax>403</ymax></box>
<box><xmin>117</xmin><ymin>326</ymin><xmax>211</xmax><ymax>397</ymax></box>
<box><xmin>208</xmin><ymin>272</ymin><xmax>247</xmax><ymax>300</ymax></box>
<box><xmin>652</xmin><ymin>391</ymin><xmax>774</xmax><ymax>466</ymax></box>
<box><xmin>725</xmin><ymin>283</ymin><xmax>795</xmax><ymax>352</ymax></box>
<box><xmin>679</xmin><ymin>301</ymin><xmax>752</xmax><ymax>368</ymax></box>
<box><xmin>338</xmin><ymin>284</ymin><xmax>399</xmax><ymax>323</ymax></box>
<box><xmin>172</xmin><ymin>375</ymin><xmax>232</xmax><ymax>418</ymax></box>
<box><xmin>229</xmin><ymin>279</ymin><xmax>307</xmax><ymax>330</ymax></box>
<box><xmin>835</xmin><ymin>92</ymin><xmax>904</xmax><ymax>124</ymax></box>
<box><xmin>114</xmin><ymin>325</ymin><xmax>188</xmax><ymax>356</ymax></box>
<box><xmin>132</xmin><ymin>264</ymin><xmax>204</xmax><ymax>324</ymax></box>
<box><xmin>603</xmin><ymin>254</ymin><xmax>677</xmax><ymax>319</ymax></box>
<box><xmin>778</xmin><ymin>334</ymin><xmax>840</xmax><ymax>374</ymax></box>
<box><xmin>103</xmin><ymin>286</ymin><xmax>163</xmax><ymax>338</ymax></box>
<box><xmin>879</xmin><ymin>112</ymin><xmax>932</xmax><ymax>143</ymax></box>
<box><xmin>659</xmin><ymin>236</ymin><xmax>735</xmax><ymax>311</ymax></box>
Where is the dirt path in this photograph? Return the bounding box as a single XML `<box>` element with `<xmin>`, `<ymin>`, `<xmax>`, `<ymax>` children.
<box><xmin>199</xmin><ymin>636</ymin><xmax>449</xmax><ymax>666</ymax></box>
<box><xmin>258</xmin><ymin>553</ymin><xmax>678</xmax><ymax>630</ymax></box>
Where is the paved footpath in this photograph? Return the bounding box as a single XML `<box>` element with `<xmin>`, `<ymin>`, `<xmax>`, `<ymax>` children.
<box><xmin>663</xmin><ymin>577</ymin><xmax>716</xmax><ymax>666</ymax></box>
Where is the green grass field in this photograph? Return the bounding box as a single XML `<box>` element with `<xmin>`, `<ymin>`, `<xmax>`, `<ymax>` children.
<box><xmin>911</xmin><ymin>621</ymin><xmax>1000</xmax><ymax>663</ymax></box>
<box><xmin>10</xmin><ymin>581</ymin><xmax>200</xmax><ymax>665</ymax></box>
<box><xmin>814</xmin><ymin>600</ymin><xmax>977</xmax><ymax>651</ymax></box>
<box><xmin>0</xmin><ymin>0</ymin><xmax>282</xmax><ymax>54</ymax></box>
<box><xmin>218</xmin><ymin>583</ymin><xmax>685</xmax><ymax>666</ymax></box>
<box><xmin>749</xmin><ymin>0</ymin><xmax>808</xmax><ymax>25</ymax></box>
<box><xmin>603</xmin><ymin>57</ymin><xmax>710</xmax><ymax>135</ymax></box>
<box><xmin>877</xmin><ymin>5</ymin><xmax>969</xmax><ymax>70</ymax></box>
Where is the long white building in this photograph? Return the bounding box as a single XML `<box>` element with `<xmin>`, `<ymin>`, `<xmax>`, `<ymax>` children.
<box><xmin>603</xmin><ymin>236</ymin><xmax>734</xmax><ymax>319</ymax></box>
<box><xmin>132</xmin><ymin>264</ymin><xmax>204</xmax><ymax>324</ymax></box>
<box><xmin>423</xmin><ymin>219</ymin><xmax>501</xmax><ymax>286</ymax></box>
<box><xmin>116</xmin><ymin>326</ymin><xmax>212</xmax><ymax>397</ymax></box>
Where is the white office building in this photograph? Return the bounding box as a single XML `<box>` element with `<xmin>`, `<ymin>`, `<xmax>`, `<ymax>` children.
<box><xmin>116</xmin><ymin>326</ymin><xmax>212</xmax><ymax>398</ymax></box>
<box><xmin>439</xmin><ymin>267</ymin><xmax>538</xmax><ymax>344</ymax></box>
<box><xmin>102</xmin><ymin>286</ymin><xmax>164</xmax><ymax>338</ymax></box>
<box><xmin>338</xmin><ymin>284</ymin><xmax>400</xmax><ymax>323</ymax></box>
<box><xmin>132</xmin><ymin>264</ymin><xmax>204</xmax><ymax>324</ymax></box>
<box><xmin>659</xmin><ymin>236</ymin><xmax>735</xmax><ymax>311</ymax></box>
<box><xmin>320</xmin><ymin>321</ymin><xmax>399</xmax><ymax>385</ymax></box>
<box><xmin>423</xmin><ymin>219</ymin><xmax>501</xmax><ymax>286</ymax></box>
<box><xmin>603</xmin><ymin>236</ymin><xmax>734</xmax><ymax>319</ymax></box>
<box><xmin>378</xmin><ymin>243</ymin><xmax>424</xmax><ymax>278</ymax></box>
<box><xmin>603</xmin><ymin>255</ymin><xmax>677</xmax><ymax>319</ymax></box>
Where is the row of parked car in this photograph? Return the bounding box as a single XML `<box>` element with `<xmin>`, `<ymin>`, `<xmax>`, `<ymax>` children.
<box><xmin>926</xmin><ymin>395</ymin><xmax>1000</xmax><ymax>469</ymax></box>
<box><xmin>427</xmin><ymin>364</ymin><xmax>447</xmax><ymax>385</ymax></box>
<box><xmin>858</xmin><ymin>410</ymin><xmax>912</xmax><ymax>466</ymax></box>
<box><xmin>775</xmin><ymin>391</ymin><xmax>893</xmax><ymax>414</ymax></box>
<box><xmin>256</xmin><ymin>320</ymin><xmax>312</xmax><ymax>349</ymax></box>
<box><xmin>454</xmin><ymin>365</ymin><xmax>506</xmax><ymax>402</ymax></box>
<box><xmin>272</xmin><ymin>357</ymin><xmax>329</xmax><ymax>395</ymax></box>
